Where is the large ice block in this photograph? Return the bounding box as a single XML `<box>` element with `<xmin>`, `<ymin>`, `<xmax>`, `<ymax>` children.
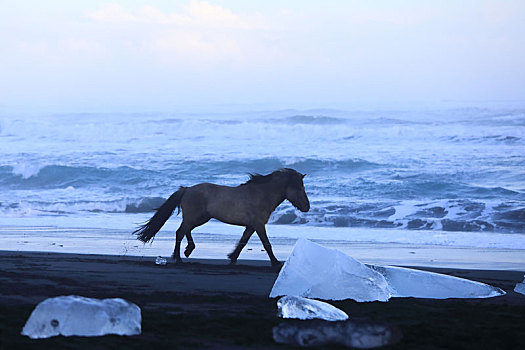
<box><xmin>21</xmin><ymin>295</ymin><xmax>141</xmax><ymax>339</ymax></box>
<box><xmin>370</xmin><ymin>265</ymin><xmax>505</xmax><ymax>299</ymax></box>
<box><xmin>270</xmin><ymin>239</ymin><xmax>505</xmax><ymax>302</ymax></box>
<box><xmin>514</xmin><ymin>275</ymin><xmax>525</xmax><ymax>296</ymax></box>
<box><xmin>277</xmin><ymin>296</ymin><xmax>348</xmax><ymax>321</ymax></box>
<box><xmin>270</xmin><ymin>238</ymin><xmax>391</xmax><ymax>302</ymax></box>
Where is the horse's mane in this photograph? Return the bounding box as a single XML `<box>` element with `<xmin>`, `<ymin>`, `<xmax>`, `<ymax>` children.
<box><xmin>241</xmin><ymin>168</ymin><xmax>297</xmax><ymax>186</ymax></box>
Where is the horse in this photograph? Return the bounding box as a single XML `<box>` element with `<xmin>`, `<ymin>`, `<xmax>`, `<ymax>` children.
<box><xmin>134</xmin><ymin>168</ymin><xmax>310</xmax><ymax>266</ymax></box>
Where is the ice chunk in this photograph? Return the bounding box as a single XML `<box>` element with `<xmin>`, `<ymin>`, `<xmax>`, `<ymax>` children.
<box><xmin>270</xmin><ymin>238</ymin><xmax>390</xmax><ymax>302</ymax></box>
<box><xmin>21</xmin><ymin>295</ymin><xmax>141</xmax><ymax>339</ymax></box>
<box><xmin>273</xmin><ymin>320</ymin><xmax>401</xmax><ymax>348</ymax></box>
<box><xmin>270</xmin><ymin>239</ymin><xmax>505</xmax><ymax>302</ymax></box>
<box><xmin>155</xmin><ymin>256</ymin><xmax>167</xmax><ymax>265</ymax></box>
<box><xmin>371</xmin><ymin>265</ymin><xmax>506</xmax><ymax>299</ymax></box>
<box><xmin>277</xmin><ymin>296</ymin><xmax>348</xmax><ymax>321</ymax></box>
<box><xmin>514</xmin><ymin>275</ymin><xmax>525</xmax><ymax>296</ymax></box>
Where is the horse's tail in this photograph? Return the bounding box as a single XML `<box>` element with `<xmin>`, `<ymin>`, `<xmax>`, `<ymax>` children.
<box><xmin>134</xmin><ymin>187</ymin><xmax>186</xmax><ymax>243</ymax></box>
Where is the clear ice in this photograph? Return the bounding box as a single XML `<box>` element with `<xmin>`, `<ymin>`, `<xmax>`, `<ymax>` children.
<box><xmin>21</xmin><ymin>295</ymin><xmax>142</xmax><ymax>339</ymax></box>
<box><xmin>277</xmin><ymin>296</ymin><xmax>348</xmax><ymax>321</ymax></box>
<box><xmin>270</xmin><ymin>238</ymin><xmax>391</xmax><ymax>302</ymax></box>
<box><xmin>270</xmin><ymin>239</ymin><xmax>505</xmax><ymax>302</ymax></box>
<box><xmin>514</xmin><ymin>275</ymin><xmax>525</xmax><ymax>296</ymax></box>
<box><xmin>155</xmin><ymin>256</ymin><xmax>167</xmax><ymax>265</ymax></box>
<box><xmin>371</xmin><ymin>265</ymin><xmax>505</xmax><ymax>299</ymax></box>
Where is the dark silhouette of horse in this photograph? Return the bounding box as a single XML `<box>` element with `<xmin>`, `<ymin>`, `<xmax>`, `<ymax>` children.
<box><xmin>134</xmin><ymin>168</ymin><xmax>310</xmax><ymax>266</ymax></box>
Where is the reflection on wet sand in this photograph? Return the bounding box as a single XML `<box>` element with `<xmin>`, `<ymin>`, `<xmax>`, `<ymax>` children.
<box><xmin>273</xmin><ymin>319</ymin><xmax>402</xmax><ymax>348</ymax></box>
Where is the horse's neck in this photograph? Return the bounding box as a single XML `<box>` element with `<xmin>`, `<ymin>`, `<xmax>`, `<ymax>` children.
<box><xmin>259</xmin><ymin>178</ymin><xmax>287</xmax><ymax>211</ymax></box>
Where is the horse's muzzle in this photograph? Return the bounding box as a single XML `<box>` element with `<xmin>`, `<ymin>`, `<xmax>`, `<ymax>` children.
<box><xmin>299</xmin><ymin>203</ymin><xmax>310</xmax><ymax>212</ymax></box>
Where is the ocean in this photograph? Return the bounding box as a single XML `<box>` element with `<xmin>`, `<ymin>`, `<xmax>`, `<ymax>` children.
<box><xmin>1</xmin><ymin>107</ymin><xmax>524</xmax><ymax>252</ymax></box>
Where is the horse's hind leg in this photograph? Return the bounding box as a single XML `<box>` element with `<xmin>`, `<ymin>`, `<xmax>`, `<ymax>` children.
<box><xmin>184</xmin><ymin>232</ymin><xmax>195</xmax><ymax>258</ymax></box>
<box><xmin>174</xmin><ymin>215</ymin><xmax>210</xmax><ymax>261</ymax></box>
<box><xmin>228</xmin><ymin>226</ymin><xmax>255</xmax><ymax>264</ymax></box>
<box><xmin>172</xmin><ymin>222</ymin><xmax>190</xmax><ymax>263</ymax></box>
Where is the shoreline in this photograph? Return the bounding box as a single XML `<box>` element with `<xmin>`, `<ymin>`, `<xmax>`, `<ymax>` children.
<box><xmin>2</xmin><ymin>224</ymin><xmax>525</xmax><ymax>271</ymax></box>
<box><xmin>1</xmin><ymin>250</ymin><xmax>525</xmax><ymax>349</ymax></box>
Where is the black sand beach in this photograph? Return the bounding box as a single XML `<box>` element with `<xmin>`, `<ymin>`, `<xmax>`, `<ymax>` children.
<box><xmin>1</xmin><ymin>250</ymin><xmax>524</xmax><ymax>349</ymax></box>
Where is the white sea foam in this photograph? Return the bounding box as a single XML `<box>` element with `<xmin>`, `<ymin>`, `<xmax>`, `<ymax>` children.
<box><xmin>11</xmin><ymin>162</ymin><xmax>44</xmax><ymax>179</ymax></box>
<box><xmin>388</xmin><ymin>201</ymin><xmax>419</xmax><ymax>222</ymax></box>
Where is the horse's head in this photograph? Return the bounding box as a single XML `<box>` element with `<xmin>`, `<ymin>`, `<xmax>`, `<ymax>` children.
<box><xmin>283</xmin><ymin>169</ymin><xmax>310</xmax><ymax>212</ymax></box>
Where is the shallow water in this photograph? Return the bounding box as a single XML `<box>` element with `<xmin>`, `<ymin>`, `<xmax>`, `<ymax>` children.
<box><xmin>2</xmin><ymin>225</ymin><xmax>525</xmax><ymax>270</ymax></box>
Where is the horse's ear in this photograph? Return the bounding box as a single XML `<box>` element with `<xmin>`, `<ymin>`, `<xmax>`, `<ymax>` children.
<box><xmin>301</xmin><ymin>173</ymin><xmax>306</xmax><ymax>179</ymax></box>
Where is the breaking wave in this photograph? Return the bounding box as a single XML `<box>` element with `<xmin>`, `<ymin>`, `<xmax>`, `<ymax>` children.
<box><xmin>2</xmin><ymin>194</ymin><xmax>523</xmax><ymax>233</ymax></box>
<box><xmin>268</xmin><ymin>199</ymin><xmax>525</xmax><ymax>233</ymax></box>
<box><xmin>0</xmin><ymin>158</ymin><xmax>382</xmax><ymax>189</ymax></box>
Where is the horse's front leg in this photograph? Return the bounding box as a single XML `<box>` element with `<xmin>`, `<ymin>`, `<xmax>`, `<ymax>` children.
<box><xmin>228</xmin><ymin>226</ymin><xmax>255</xmax><ymax>264</ymax></box>
<box><xmin>255</xmin><ymin>225</ymin><xmax>281</xmax><ymax>267</ymax></box>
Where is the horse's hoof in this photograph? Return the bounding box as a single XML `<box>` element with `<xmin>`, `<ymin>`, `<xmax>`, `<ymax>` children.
<box><xmin>271</xmin><ymin>260</ymin><xmax>283</xmax><ymax>268</ymax></box>
<box><xmin>227</xmin><ymin>253</ymin><xmax>238</xmax><ymax>265</ymax></box>
<box><xmin>171</xmin><ymin>255</ymin><xmax>184</xmax><ymax>264</ymax></box>
<box><xmin>184</xmin><ymin>244</ymin><xmax>195</xmax><ymax>258</ymax></box>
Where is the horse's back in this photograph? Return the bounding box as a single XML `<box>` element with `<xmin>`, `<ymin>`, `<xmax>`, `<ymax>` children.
<box><xmin>182</xmin><ymin>183</ymin><xmax>254</xmax><ymax>226</ymax></box>
<box><xmin>188</xmin><ymin>183</ymin><xmax>252</xmax><ymax>203</ymax></box>
<box><xmin>185</xmin><ymin>182</ymin><xmax>236</xmax><ymax>197</ymax></box>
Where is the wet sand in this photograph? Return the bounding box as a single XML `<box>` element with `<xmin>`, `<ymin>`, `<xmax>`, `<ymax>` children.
<box><xmin>1</xmin><ymin>250</ymin><xmax>524</xmax><ymax>349</ymax></box>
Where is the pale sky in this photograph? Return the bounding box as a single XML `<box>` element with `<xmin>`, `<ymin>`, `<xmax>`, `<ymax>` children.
<box><xmin>1</xmin><ymin>0</ymin><xmax>524</xmax><ymax>111</ymax></box>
